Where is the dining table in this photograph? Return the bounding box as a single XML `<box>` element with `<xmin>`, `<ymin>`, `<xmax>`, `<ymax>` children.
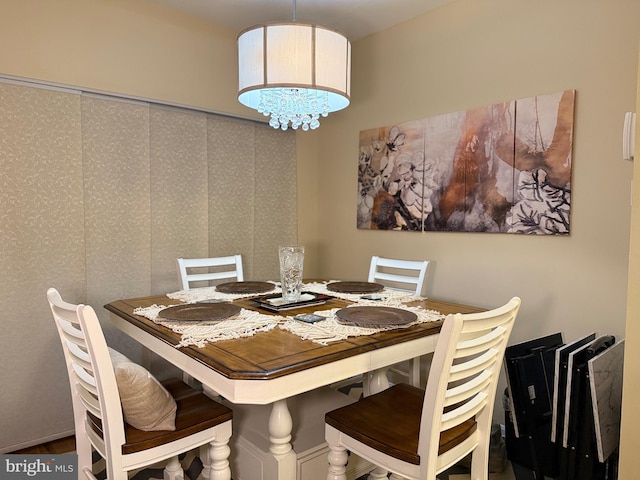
<box><xmin>104</xmin><ymin>281</ymin><xmax>485</xmax><ymax>480</ymax></box>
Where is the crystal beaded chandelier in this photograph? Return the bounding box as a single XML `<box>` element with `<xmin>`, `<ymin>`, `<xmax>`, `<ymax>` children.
<box><xmin>237</xmin><ymin>0</ymin><xmax>351</xmax><ymax>131</ymax></box>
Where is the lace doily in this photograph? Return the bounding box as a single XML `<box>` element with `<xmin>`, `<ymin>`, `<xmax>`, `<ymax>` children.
<box><xmin>279</xmin><ymin>304</ymin><xmax>444</xmax><ymax>345</ymax></box>
<box><xmin>133</xmin><ymin>304</ymin><xmax>282</xmax><ymax>348</ymax></box>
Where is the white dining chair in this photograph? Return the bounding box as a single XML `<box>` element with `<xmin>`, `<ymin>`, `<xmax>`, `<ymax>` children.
<box><xmin>176</xmin><ymin>255</ymin><xmax>244</xmax><ymax>392</ymax></box>
<box><xmin>368</xmin><ymin>255</ymin><xmax>430</xmax><ymax>387</ymax></box>
<box><xmin>325</xmin><ymin>297</ymin><xmax>521</xmax><ymax>480</ymax></box>
<box><xmin>47</xmin><ymin>288</ymin><xmax>233</xmax><ymax>480</ymax></box>
<box><xmin>368</xmin><ymin>255</ymin><xmax>429</xmax><ymax>296</ymax></box>
<box><xmin>176</xmin><ymin>255</ymin><xmax>244</xmax><ymax>290</ymax></box>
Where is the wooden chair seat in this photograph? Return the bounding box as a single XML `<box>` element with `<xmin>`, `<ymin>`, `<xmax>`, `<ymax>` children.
<box><xmin>325</xmin><ymin>383</ymin><xmax>476</xmax><ymax>464</ymax></box>
<box><xmin>88</xmin><ymin>378</ymin><xmax>232</xmax><ymax>455</ymax></box>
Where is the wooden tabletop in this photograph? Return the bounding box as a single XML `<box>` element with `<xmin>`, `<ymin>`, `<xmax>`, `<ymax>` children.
<box><xmin>105</xmin><ymin>293</ymin><xmax>485</xmax><ymax>382</ymax></box>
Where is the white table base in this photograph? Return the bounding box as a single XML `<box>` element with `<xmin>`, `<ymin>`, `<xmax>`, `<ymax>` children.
<box><xmin>225</xmin><ymin>388</ymin><xmax>373</xmax><ymax>480</ymax></box>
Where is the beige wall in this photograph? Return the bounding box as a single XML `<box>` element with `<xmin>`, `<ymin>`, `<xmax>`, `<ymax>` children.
<box><xmin>1</xmin><ymin>0</ymin><xmax>639</xmax><ymax>463</ymax></box>
<box><xmin>0</xmin><ymin>0</ymin><xmax>294</xmax><ymax>451</ymax></box>
<box><xmin>302</xmin><ymin>0</ymin><xmax>640</xmax><ymax>434</ymax></box>
<box><xmin>619</xmin><ymin>41</ymin><xmax>640</xmax><ymax>480</ymax></box>
<box><xmin>306</xmin><ymin>0</ymin><xmax>639</xmax><ymax>347</ymax></box>
<box><xmin>0</xmin><ymin>0</ymin><xmax>261</xmax><ymax>119</ymax></box>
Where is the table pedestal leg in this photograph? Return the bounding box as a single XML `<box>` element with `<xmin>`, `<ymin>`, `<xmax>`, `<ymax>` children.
<box><xmin>366</xmin><ymin>367</ymin><xmax>391</xmax><ymax>480</ymax></box>
<box><xmin>365</xmin><ymin>367</ymin><xmax>390</xmax><ymax>396</ymax></box>
<box><xmin>368</xmin><ymin>469</ymin><xmax>390</xmax><ymax>479</ymax></box>
<box><xmin>264</xmin><ymin>399</ymin><xmax>297</xmax><ymax>480</ymax></box>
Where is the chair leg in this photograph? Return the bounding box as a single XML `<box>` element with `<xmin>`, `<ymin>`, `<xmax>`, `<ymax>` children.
<box><xmin>367</xmin><ymin>467</ymin><xmax>389</xmax><ymax>479</ymax></box>
<box><xmin>75</xmin><ymin>434</ymin><xmax>92</xmax><ymax>480</ymax></box>
<box><xmin>327</xmin><ymin>445</ymin><xmax>348</xmax><ymax>480</ymax></box>
<box><xmin>469</xmin><ymin>449</ymin><xmax>490</xmax><ymax>480</ymax></box>
<box><xmin>389</xmin><ymin>473</ymin><xmax>409</xmax><ymax>480</ymax></box>
<box><xmin>163</xmin><ymin>456</ymin><xmax>184</xmax><ymax>480</ymax></box>
<box><xmin>409</xmin><ymin>357</ymin><xmax>421</xmax><ymax>387</ymax></box>
<box><xmin>203</xmin><ymin>436</ymin><xmax>232</xmax><ymax>480</ymax></box>
<box><xmin>470</xmin><ymin>413</ymin><xmax>491</xmax><ymax>480</ymax></box>
<box><xmin>106</xmin><ymin>464</ymin><xmax>129</xmax><ymax>480</ymax></box>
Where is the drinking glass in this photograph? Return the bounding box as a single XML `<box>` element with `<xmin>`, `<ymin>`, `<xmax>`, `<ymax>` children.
<box><xmin>279</xmin><ymin>245</ymin><xmax>304</xmax><ymax>303</ymax></box>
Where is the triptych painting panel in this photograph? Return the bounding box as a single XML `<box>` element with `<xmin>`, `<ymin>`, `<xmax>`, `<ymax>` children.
<box><xmin>357</xmin><ymin>90</ymin><xmax>574</xmax><ymax>234</ymax></box>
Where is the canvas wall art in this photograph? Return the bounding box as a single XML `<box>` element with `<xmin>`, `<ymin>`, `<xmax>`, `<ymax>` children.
<box><xmin>357</xmin><ymin>90</ymin><xmax>575</xmax><ymax>234</ymax></box>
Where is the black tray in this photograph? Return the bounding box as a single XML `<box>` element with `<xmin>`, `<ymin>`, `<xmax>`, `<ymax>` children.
<box><xmin>252</xmin><ymin>292</ymin><xmax>332</xmax><ymax>312</ymax></box>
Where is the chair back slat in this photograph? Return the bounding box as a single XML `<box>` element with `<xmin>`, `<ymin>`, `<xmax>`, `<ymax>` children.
<box><xmin>441</xmin><ymin>391</ymin><xmax>488</xmax><ymax>431</ymax></box>
<box><xmin>456</xmin><ymin>326</ymin><xmax>506</xmax><ymax>357</ymax></box>
<box><xmin>449</xmin><ymin>348</ymin><xmax>499</xmax><ymax>383</ymax></box>
<box><xmin>78</xmin><ymin>384</ymin><xmax>102</xmax><ymax>418</ymax></box>
<box><xmin>71</xmin><ymin>361</ymin><xmax>96</xmax><ymax>388</ymax></box>
<box><xmin>444</xmin><ymin>370</ymin><xmax>492</xmax><ymax>408</ymax></box>
<box><xmin>372</xmin><ymin>272</ymin><xmax>423</xmax><ymax>286</ymax></box>
<box><xmin>74</xmin><ymin>365</ymin><xmax>102</xmax><ymax>404</ymax></box>
<box><xmin>67</xmin><ymin>342</ymin><xmax>93</xmax><ymax>371</ymax></box>
<box><xmin>177</xmin><ymin>255</ymin><xmax>244</xmax><ymax>290</ymax></box>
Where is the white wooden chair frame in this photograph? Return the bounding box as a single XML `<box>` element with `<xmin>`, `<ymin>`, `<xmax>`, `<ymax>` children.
<box><xmin>326</xmin><ymin>297</ymin><xmax>520</xmax><ymax>480</ymax></box>
<box><xmin>47</xmin><ymin>288</ymin><xmax>232</xmax><ymax>480</ymax></box>
<box><xmin>177</xmin><ymin>255</ymin><xmax>244</xmax><ymax>290</ymax></box>
<box><xmin>368</xmin><ymin>255</ymin><xmax>430</xmax><ymax>386</ymax></box>
<box><xmin>176</xmin><ymin>255</ymin><xmax>243</xmax><ymax>391</ymax></box>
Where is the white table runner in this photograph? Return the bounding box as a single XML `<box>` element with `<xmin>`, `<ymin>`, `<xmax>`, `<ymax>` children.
<box><xmin>133</xmin><ymin>282</ymin><xmax>443</xmax><ymax>348</ymax></box>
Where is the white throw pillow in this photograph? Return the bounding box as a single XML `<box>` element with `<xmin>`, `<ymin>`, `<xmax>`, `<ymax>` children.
<box><xmin>108</xmin><ymin>347</ymin><xmax>177</xmax><ymax>431</ymax></box>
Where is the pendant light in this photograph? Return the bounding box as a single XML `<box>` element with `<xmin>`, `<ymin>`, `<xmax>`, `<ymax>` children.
<box><xmin>237</xmin><ymin>0</ymin><xmax>351</xmax><ymax>131</ymax></box>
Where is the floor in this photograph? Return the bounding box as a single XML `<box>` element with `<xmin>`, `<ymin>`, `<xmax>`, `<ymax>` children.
<box><xmin>490</xmin><ymin>468</ymin><xmax>517</xmax><ymax>480</ymax></box>
<box><xmin>449</xmin><ymin>468</ymin><xmax>517</xmax><ymax>480</ymax></box>
<box><xmin>440</xmin><ymin>463</ymin><xmax>517</xmax><ymax>480</ymax></box>
<box><xmin>14</xmin><ymin>435</ymin><xmax>518</xmax><ymax>479</ymax></box>
<box><xmin>12</xmin><ymin>435</ymin><xmax>75</xmax><ymax>455</ymax></box>
<box><xmin>14</xmin><ymin>377</ymin><xmax>517</xmax><ymax>479</ymax></box>
<box><xmin>13</xmin><ymin>377</ymin><xmax>520</xmax><ymax>480</ymax></box>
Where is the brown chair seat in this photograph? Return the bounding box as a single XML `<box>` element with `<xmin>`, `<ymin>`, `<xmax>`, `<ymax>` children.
<box><xmin>326</xmin><ymin>383</ymin><xmax>476</xmax><ymax>465</ymax></box>
<box><xmin>89</xmin><ymin>378</ymin><xmax>232</xmax><ymax>454</ymax></box>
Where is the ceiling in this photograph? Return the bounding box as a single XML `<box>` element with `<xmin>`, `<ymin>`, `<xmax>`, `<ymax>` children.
<box><xmin>146</xmin><ymin>0</ymin><xmax>456</xmax><ymax>41</ymax></box>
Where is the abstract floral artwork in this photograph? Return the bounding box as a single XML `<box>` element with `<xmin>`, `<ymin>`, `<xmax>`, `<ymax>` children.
<box><xmin>357</xmin><ymin>90</ymin><xmax>575</xmax><ymax>234</ymax></box>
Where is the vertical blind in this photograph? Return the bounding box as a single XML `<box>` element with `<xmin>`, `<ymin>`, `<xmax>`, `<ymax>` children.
<box><xmin>0</xmin><ymin>79</ymin><xmax>296</xmax><ymax>452</ymax></box>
